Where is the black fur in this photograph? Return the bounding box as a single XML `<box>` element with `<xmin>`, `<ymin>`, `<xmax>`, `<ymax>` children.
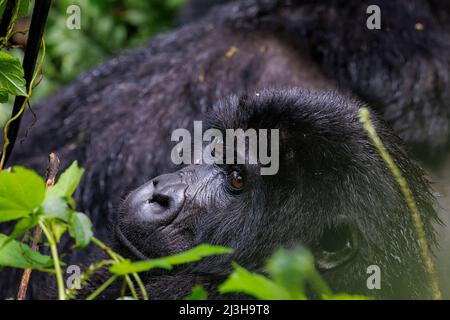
<box><xmin>0</xmin><ymin>0</ymin><xmax>448</xmax><ymax>299</ymax></box>
<box><xmin>78</xmin><ymin>89</ymin><xmax>439</xmax><ymax>299</ymax></box>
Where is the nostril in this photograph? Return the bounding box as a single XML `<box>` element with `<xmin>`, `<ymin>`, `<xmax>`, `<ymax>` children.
<box><xmin>149</xmin><ymin>193</ymin><xmax>170</xmax><ymax>208</ymax></box>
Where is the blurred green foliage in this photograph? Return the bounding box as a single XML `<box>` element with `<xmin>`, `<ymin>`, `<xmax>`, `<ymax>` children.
<box><xmin>1</xmin><ymin>0</ymin><xmax>185</xmax><ymax>126</ymax></box>
<box><xmin>36</xmin><ymin>0</ymin><xmax>186</xmax><ymax>99</ymax></box>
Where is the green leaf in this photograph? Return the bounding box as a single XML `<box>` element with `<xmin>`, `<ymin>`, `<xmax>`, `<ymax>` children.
<box><xmin>41</xmin><ymin>161</ymin><xmax>84</xmax><ymax>224</ymax></box>
<box><xmin>266</xmin><ymin>247</ymin><xmax>332</xmax><ymax>298</ymax></box>
<box><xmin>0</xmin><ymin>234</ymin><xmax>52</xmax><ymax>269</ymax></box>
<box><xmin>0</xmin><ymin>52</ymin><xmax>27</xmax><ymax>97</ymax></box>
<box><xmin>184</xmin><ymin>285</ymin><xmax>208</xmax><ymax>300</ymax></box>
<box><xmin>69</xmin><ymin>212</ymin><xmax>93</xmax><ymax>248</ymax></box>
<box><xmin>110</xmin><ymin>244</ymin><xmax>233</xmax><ymax>275</ymax></box>
<box><xmin>0</xmin><ymin>88</ymin><xmax>8</xmax><ymax>103</ymax></box>
<box><xmin>219</xmin><ymin>263</ymin><xmax>294</xmax><ymax>300</ymax></box>
<box><xmin>51</xmin><ymin>221</ymin><xmax>68</xmax><ymax>243</ymax></box>
<box><xmin>41</xmin><ymin>194</ymin><xmax>70</xmax><ymax>221</ymax></box>
<box><xmin>17</xmin><ymin>0</ymin><xmax>30</xmax><ymax>18</ymax></box>
<box><xmin>0</xmin><ymin>2</ymin><xmax>5</xmax><ymax>17</ymax></box>
<box><xmin>110</xmin><ymin>259</ymin><xmax>171</xmax><ymax>275</ymax></box>
<box><xmin>0</xmin><ymin>167</ymin><xmax>46</xmax><ymax>223</ymax></box>
<box><xmin>2</xmin><ymin>216</ymin><xmax>38</xmax><ymax>247</ymax></box>
<box><xmin>47</xmin><ymin>161</ymin><xmax>84</xmax><ymax>199</ymax></box>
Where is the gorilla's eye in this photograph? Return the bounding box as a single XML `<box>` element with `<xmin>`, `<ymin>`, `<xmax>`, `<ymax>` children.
<box><xmin>228</xmin><ymin>170</ymin><xmax>245</xmax><ymax>191</ymax></box>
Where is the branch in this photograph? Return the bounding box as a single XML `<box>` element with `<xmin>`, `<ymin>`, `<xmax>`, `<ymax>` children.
<box><xmin>17</xmin><ymin>152</ymin><xmax>60</xmax><ymax>300</ymax></box>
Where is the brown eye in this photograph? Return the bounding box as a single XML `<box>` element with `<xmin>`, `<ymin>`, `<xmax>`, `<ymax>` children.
<box><xmin>228</xmin><ymin>170</ymin><xmax>245</xmax><ymax>190</ymax></box>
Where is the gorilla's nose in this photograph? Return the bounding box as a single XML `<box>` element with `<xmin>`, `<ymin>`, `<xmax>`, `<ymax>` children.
<box><xmin>129</xmin><ymin>173</ymin><xmax>187</xmax><ymax>222</ymax></box>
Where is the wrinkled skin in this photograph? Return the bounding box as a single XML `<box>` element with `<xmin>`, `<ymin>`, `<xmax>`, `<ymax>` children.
<box><xmin>0</xmin><ymin>0</ymin><xmax>449</xmax><ymax>299</ymax></box>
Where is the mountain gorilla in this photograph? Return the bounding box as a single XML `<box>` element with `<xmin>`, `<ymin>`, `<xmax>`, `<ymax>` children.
<box><xmin>1</xmin><ymin>0</ymin><xmax>449</xmax><ymax>299</ymax></box>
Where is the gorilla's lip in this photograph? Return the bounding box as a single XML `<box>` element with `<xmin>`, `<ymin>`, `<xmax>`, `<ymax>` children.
<box><xmin>115</xmin><ymin>224</ymin><xmax>149</xmax><ymax>260</ymax></box>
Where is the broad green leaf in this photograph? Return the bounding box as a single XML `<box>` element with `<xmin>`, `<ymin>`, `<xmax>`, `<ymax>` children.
<box><xmin>0</xmin><ymin>52</ymin><xmax>27</xmax><ymax>97</ymax></box>
<box><xmin>0</xmin><ymin>88</ymin><xmax>8</xmax><ymax>103</ymax></box>
<box><xmin>266</xmin><ymin>247</ymin><xmax>332</xmax><ymax>298</ymax></box>
<box><xmin>110</xmin><ymin>244</ymin><xmax>233</xmax><ymax>275</ymax></box>
<box><xmin>0</xmin><ymin>167</ymin><xmax>45</xmax><ymax>222</ymax></box>
<box><xmin>47</xmin><ymin>161</ymin><xmax>84</xmax><ymax>199</ymax></box>
<box><xmin>1</xmin><ymin>216</ymin><xmax>38</xmax><ymax>249</ymax></box>
<box><xmin>41</xmin><ymin>194</ymin><xmax>69</xmax><ymax>221</ymax></box>
<box><xmin>17</xmin><ymin>0</ymin><xmax>30</xmax><ymax>18</ymax></box>
<box><xmin>219</xmin><ymin>263</ymin><xmax>293</xmax><ymax>300</ymax></box>
<box><xmin>185</xmin><ymin>285</ymin><xmax>208</xmax><ymax>300</ymax></box>
<box><xmin>110</xmin><ymin>259</ymin><xmax>171</xmax><ymax>275</ymax></box>
<box><xmin>51</xmin><ymin>221</ymin><xmax>68</xmax><ymax>243</ymax></box>
<box><xmin>0</xmin><ymin>0</ymin><xmax>30</xmax><ymax>19</ymax></box>
<box><xmin>266</xmin><ymin>247</ymin><xmax>330</xmax><ymax>298</ymax></box>
<box><xmin>161</xmin><ymin>244</ymin><xmax>233</xmax><ymax>265</ymax></box>
<box><xmin>0</xmin><ymin>2</ymin><xmax>5</xmax><ymax>17</ymax></box>
<box><xmin>0</xmin><ymin>234</ymin><xmax>52</xmax><ymax>269</ymax></box>
<box><xmin>69</xmin><ymin>212</ymin><xmax>93</xmax><ymax>248</ymax></box>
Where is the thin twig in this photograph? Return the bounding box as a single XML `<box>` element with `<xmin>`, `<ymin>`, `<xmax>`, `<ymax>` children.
<box><xmin>17</xmin><ymin>153</ymin><xmax>60</xmax><ymax>300</ymax></box>
<box><xmin>359</xmin><ymin>107</ymin><xmax>441</xmax><ymax>300</ymax></box>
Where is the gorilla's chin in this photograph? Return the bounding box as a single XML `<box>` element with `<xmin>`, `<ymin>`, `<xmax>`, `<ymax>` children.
<box><xmin>114</xmin><ymin>213</ymin><xmax>185</xmax><ymax>261</ymax></box>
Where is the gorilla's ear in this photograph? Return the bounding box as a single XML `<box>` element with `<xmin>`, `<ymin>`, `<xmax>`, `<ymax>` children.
<box><xmin>313</xmin><ymin>217</ymin><xmax>359</xmax><ymax>271</ymax></box>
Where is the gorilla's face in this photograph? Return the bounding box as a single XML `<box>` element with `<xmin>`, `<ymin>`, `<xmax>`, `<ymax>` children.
<box><xmin>116</xmin><ymin>162</ymin><xmax>283</xmax><ymax>267</ymax></box>
<box><xmin>114</xmin><ymin>89</ymin><xmax>438</xmax><ymax>298</ymax></box>
<box><xmin>117</xmin><ymin>158</ymin><xmax>360</xmax><ymax>272</ymax></box>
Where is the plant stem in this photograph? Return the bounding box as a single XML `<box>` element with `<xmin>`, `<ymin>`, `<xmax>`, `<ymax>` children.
<box><xmin>359</xmin><ymin>107</ymin><xmax>441</xmax><ymax>300</ymax></box>
<box><xmin>39</xmin><ymin>220</ymin><xmax>65</xmax><ymax>300</ymax></box>
<box><xmin>132</xmin><ymin>273</ymin><xmax>149</xmax><ymax>300</ymax></box>
<box><xmin>86</xmin><ymin>276</ymin><xmax>118</xmax><ymax>300</ymax></box>
<box><xmin>17</xmin><ymin>153</ymin><xmax>60</xmax><ymax>300</ymax></box>
<box><xmin>91</xmin><ymin>237</ymin><xmax>148</xmax><ymax>299</ymax></box>
<box><xmin>124</xmin><ymin>275</ymin><xmax>138</xmax><ymax>299</ymax></box>
<box><xmin>65</xmin><ymin>260</ymin><xmax>114</xmax><ymax>300</ymax></box>
<box><xmin>91</xmin><ymin>237</ymin><xmax>120</xmax><ymax>261</ymax></box>
<box><xmin>0</xmin><ymin>37</ymin><xmax>46</xmax><ymax>169</ymax></box>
